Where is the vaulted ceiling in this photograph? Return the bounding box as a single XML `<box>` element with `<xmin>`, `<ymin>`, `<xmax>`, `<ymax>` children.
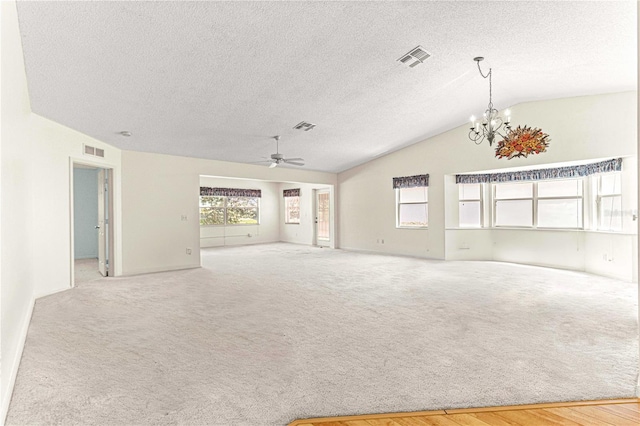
<box><xmin>16</xmin><ymin>1</ymin><xmax>637</xmax><ymax>173</ymax></box>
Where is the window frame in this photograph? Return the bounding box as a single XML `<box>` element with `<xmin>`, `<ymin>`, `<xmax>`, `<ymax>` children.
<box><xmin>458</xmin><ymin>183</ymin><xmax>484</xmax><ymax>228</ymax></box>
<box><xmin>596</xmin><ymin>172</ymin><xmax>623</xmax><ymax>232</ymax></box>
<box><xmin>492</xmin><ymin>178</ymin><xmax>584</xmax><ymax>230</ymax></box>
<box><xmin>199</xmin><ymin>195</ymin><xmax>260</xmax><ymax>226</ymax></box>
<box><xmin>284</xmin><ymin>196</ymin><xmax>301</xmax><ymax>225</ymax></box>
<box><xmin>493</xmin><ymin>182</ymin><xmax>535</xmax><ymax>228</ymax></box>
<box><xmin>396</xmin><ymin>186</ymin><xmax>428</xmax><ymax>229</ymax></box>
<box><xmin>535</xmin><ymin>179</ymin><xmax>584</xmax><ymax>230</ymax></box>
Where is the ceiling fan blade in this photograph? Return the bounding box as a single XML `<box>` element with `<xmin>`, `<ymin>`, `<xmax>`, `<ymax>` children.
<box><xmin>284</xmin><ymin>157</ymin><xmax>304</xmax><ymax>162</ymax></box>
<box><xmin>269</xmin><ymin>162</ymin><xmax>278</xmax><ymax>168</ymax></box>
<box><xmin>284</xmin><ymin>161</ymin><xmax>304</xmax><ymax>166</ymax></box>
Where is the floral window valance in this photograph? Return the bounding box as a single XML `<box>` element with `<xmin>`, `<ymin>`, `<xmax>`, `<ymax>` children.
<box><xmin>200</xmin><ymin>187</ymin><xmax>262</xmax><ymax>198</ymax></box>
<box><xmin>392</xmin><ymin>174</ymin><xmax>429</xmax><ymax>189</ymax></box>
<box><xmin>455</xmin><ymin>158</ymin><xmax>622</xmax><ymax>184</ymax></box>
<box><xmin>283</xmin><ymin>188</ymin><xmax>301</xmax><ymax>197</ymax></box>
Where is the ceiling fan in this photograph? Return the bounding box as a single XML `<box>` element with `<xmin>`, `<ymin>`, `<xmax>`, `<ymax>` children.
<box><xmin>258</xmin><ymin>136</ymin><xmax>305</xmax><ymax>168</ymax></box>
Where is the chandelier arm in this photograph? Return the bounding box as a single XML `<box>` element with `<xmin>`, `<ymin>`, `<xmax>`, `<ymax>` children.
<box><xmin>468</xmin><ymin>129</ymin><xmax>485</xmax><ymax>145</ymax></box>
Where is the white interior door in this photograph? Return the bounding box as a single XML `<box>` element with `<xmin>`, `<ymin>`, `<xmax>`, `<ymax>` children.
<box><xmin>315</xmin><ymin>190</ymin><xmax>331</xmax><ymax>247</ymax></box>
<box><xmin>97</xmin><ymin>169</ymin><xmax>107</xmax><ymax>276</ymax></box>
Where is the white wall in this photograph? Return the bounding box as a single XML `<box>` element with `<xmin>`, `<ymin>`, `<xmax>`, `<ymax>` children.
<box><xmin>199</xmin><ymin>177</ymin><xmax>280</xmax><ymax>247</ymax></box>
<box><xmin>339</xmin><ymin>92</ymin><xmax>637</xmax><ymax>278</ymax></box>
<box><xmin>1</xmin><ymin>1</ymin><xmax>123</xmax><ymax>421</ymax></box>
<box><xmin>121</xmin><ymin>150</ymin><xmax>337</xmax><ymax>276</ymax></box>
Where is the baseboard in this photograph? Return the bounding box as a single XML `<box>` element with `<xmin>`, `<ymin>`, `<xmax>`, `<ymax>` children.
<box><xmin>35</xmin><ymin>285</ymin><xmax>71</xmax><ymax>300</ymax></box>
<box><xmin>289</xmin><ymin>398</ymin><xmax>640</xmax><ymax>425</ymax></box>
<box><xmin>1</xmin><ymin>296</ymin><xmax>35</xmax><ymax>426</ymax></box>
<box><xmin>340</xmin><ymin>246</ymin><xmax>440</xmax><ymax>260</ymax></box>
<box><xmin>121</xmin><ymin>264</ymin><xmax>201</xmax><ymax>277</ymax></box>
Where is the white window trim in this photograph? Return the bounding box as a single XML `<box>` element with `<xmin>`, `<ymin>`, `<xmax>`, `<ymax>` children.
<box><xmin>458</xmin><ymin>183</ymin><xmax>484</xmax><ymax>228</ymax></box>
<box><xmin>396</xmin><ymin>187</ymin><xmax>428</xmax><ymax>229</ymax></box>
<box><xmin>596</xmin><ymin>172</ymin><xmax>623</xmax><ymax>232</ymax></box>
<box><xmin>492</xmin><ymin>178</ymin><xmax>584</xmax><ymax>230</ymax></box>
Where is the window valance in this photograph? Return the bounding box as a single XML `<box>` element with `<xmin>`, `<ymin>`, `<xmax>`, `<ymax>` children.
<box><xmin>283</xmin><ymin>188</ymin><xmax>300</xmax><ymax>197</ymax></box>
<box><xmin>200</xmin><ymin>187</ymin><xmax>262</xmax><ymax>198</ymax></box>
<box><xmin>392</xmin><ymin>174</ymin><xmax>429</xmax><ymax>189</ymax></box>
<box><xmin>455</xmin><ymin>158</ymin><xmax>622</xmax><ymax>184</ymax></box>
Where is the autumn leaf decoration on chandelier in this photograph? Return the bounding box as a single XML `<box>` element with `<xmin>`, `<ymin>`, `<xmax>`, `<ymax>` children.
<box><xmin>494</xmin><ymin>126</ymin><xmax>550</xmax><ymax>160</ymax></box>
<box><xmin>469</xmin><ymin>57</ymin><xmax>550</xmax><ymax>160</ymax></box>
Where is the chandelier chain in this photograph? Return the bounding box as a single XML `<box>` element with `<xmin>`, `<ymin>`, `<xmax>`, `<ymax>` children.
<box><xmin>476</xmin><ymin>59</ymin><xmax>493</xmax><ymax>108</ymax></box>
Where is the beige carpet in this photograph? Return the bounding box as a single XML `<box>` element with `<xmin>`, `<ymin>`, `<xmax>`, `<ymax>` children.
<box><xmin>6</xmin><ymin>243</ymin><xmax>638</xmax><ymax>425</ymax></box>
<box><xmin>74</xmin><ymin>258</ymin><xmax>103</xmax><ymax>285</ymax></box>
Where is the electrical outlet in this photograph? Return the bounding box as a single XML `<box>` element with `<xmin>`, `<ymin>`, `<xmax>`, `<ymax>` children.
<box><xmin>186</xmin><ymin>248</ymin><xmax>192</xmax><ymax>255</ymax></box>
<box><xmin>381</xmin><ymin>239</ymin><xmax>384</xmax><ymax>244</ymax></box>
<box><xmin>181</xmin><ymin>215</ymin><xmax>187</xmax><ymax>221</ymax></box>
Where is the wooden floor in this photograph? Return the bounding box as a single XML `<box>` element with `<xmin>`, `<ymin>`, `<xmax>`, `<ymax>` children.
<box><xmin>289</xmin><ymin>399</ymin><xmax>640</xmax><ymax>426</ymax></box>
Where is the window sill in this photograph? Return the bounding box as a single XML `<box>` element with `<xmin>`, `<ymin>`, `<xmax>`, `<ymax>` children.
<box><xmin>396</xmin><ymin>226</ymin><xmax>429</xmax><ymax>230</ymax></box>
<box><xmin>446</xmin><ymin>227</ymin><xmax>636</xmax><ymax>236</ymax></box>
<box><xmin>284</xmin><ymin>222</ymin><xmax>300</xmax><ymax>225</ymax></box>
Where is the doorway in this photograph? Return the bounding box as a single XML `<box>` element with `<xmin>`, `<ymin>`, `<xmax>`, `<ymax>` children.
<box><xmin>314</xmin><ymin>189</ymin><xmax>331</xmax><ymax>247</ymax></box>
<box><xmin>71</xmin><ymin>163</ymin><xmax>113</xmax><ymax>285</ymax></box>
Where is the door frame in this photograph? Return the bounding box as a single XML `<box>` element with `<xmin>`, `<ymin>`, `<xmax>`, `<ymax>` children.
<box><xmin>69</xmin><ymin>157</ymin><xmax>119</xmax><ymax>287</ymax></box>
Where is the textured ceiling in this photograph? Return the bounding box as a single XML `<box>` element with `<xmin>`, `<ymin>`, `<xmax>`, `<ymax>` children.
<box><xmin>16</xmin><ymin>1</ymin><xmax>637</xmax><ymax>173</ymax></box>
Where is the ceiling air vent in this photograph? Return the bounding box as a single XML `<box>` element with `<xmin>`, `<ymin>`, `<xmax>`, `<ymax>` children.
<box><xmin>83</xmin><ymin>144</ymin><xmax>105</xmax><ymax>158</ymax></box>
<box><xmin>293</xmin><ymin>121</ymin><xmax>316</xmax><ymax>131</ymax></box>
<box><xmin>397</xmin><ymin>46</ymin><xmax>431</xmax><ymax>68</ymax></box>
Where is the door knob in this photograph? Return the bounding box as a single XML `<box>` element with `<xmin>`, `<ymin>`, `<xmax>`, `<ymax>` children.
<box><xmin>95</xmin><ymin>225</ymin><xmax>100</xmax><ymax>229</ymax></box>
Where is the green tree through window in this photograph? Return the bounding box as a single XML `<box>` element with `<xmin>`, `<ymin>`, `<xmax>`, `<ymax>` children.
<box><xmin>200</xmin><ymin>195</ymin><xmax>259</xmax><ymax>225</ymax></box>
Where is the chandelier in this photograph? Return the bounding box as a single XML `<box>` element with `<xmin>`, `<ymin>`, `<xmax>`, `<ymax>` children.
<box><xmin>468</xmin><ymin>57</ymin><xmax>511</xmax><ymax>146</ymax></box>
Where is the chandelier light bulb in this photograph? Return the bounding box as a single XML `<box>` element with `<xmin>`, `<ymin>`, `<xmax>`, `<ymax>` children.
<box><xmin>470</xmin><ymin>115</ymin><xmax>476</xmax><ymax>123</ymax></box>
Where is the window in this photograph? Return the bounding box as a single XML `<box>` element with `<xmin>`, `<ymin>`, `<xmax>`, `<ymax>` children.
<box><xmin>283</xmin><ymin>188</ymin><xmax>301</xmax><ymax>224</ymax></box>
<box><xmin>200</xmin><ymin>195</ymin><xmax>259</xmax><ymax>225</ymax></box>
<box><xmin>458</xmin><ymin>183</ymin><xmax>482</xmax><ymax>227</ymax></box>
<box><xmin>493</xmin><ymin>179</ymin><xmax>583</xmax><ymax>229</ymax></box>
<box><xmin>397</xmin><ymin>186</ymin><xmax>428</xmax><ymax>227</ymax></box>
<box><xmin>457</xmin><ymin>158</ymin><xmax>623</xmax><ymax>232</ymax></box>
<box><xmin>537</xmin><ymin>179</ymin><xmax>583</xmax><ymax>229</ymax></box>
<box><xmin>285</xmin><ymin>196</ymin><xmax>300</xmax><ymax>224</ymax></box>
<box><xmin>200</xmin><ymin>196</ymin><xmax>225</xmax><ymax>225</ymax></box>
<box><xmin>494</xmin><ymin>182</ymin><xmax>534</xmax><ymax>227</ymax></box>
<box><xmin>597</xmin><ymin>173</ymin><xmax>622</xmax><ymax>231</ymax></box>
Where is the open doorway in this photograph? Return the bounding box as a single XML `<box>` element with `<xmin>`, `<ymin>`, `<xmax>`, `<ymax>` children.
<box><xmin>71</xmin><ymin>163</ymin><xmax>114</xmax><ymax>286</ymax></box>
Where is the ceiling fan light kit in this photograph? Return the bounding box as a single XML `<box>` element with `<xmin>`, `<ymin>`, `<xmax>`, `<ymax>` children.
<box><xmin>468</xmin><ymin>57</ymin><xmax>550</xmax><ymax>160</ymax></box>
